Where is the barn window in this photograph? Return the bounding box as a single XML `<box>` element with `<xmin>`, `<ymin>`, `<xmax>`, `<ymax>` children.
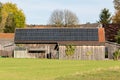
<box><xmin>28</xmin><ymin>50</ymin><xmax>45</xmax><ymax>53</ymax></box>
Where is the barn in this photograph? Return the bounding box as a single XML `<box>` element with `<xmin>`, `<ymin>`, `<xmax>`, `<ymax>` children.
<box><xmin>0</xmin><ymin>33</ymin><xmax>14</xmax><ymax>57</ymax></box>
<box><xmin>14</xmin><ymin>27</ymin><xmax>105</xmax><ymax>60</ymax></box>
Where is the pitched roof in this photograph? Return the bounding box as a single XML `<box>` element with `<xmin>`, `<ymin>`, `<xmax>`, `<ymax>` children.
<box><xmin>27</xmin><ymin>23</ymin><xmax>100</xmax><ymax>28</ymax></box>
<box><xmin>0</xmin><ymin>33</ymin><xmax>14</xmax><ymax>39</ymax></box>
<box><xmin>14</xmin><ymin>28</ymin><xmax>105</xmax><ymax>44</ymax></box>
<box><xmin>80</xmin><ymin>23</ymin><xmax>101</xmax><ymax>28</ymax></box>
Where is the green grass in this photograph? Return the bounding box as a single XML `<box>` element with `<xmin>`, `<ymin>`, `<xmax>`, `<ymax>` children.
<box><xmin>56</xmin><ymin>69</ymin><xmax>120</xmax><ymax>80</ymax></box>
<box><xmin>0</xmin><ymin>58</ymin><xmax>120</xmax><ymax>80</ymax></box>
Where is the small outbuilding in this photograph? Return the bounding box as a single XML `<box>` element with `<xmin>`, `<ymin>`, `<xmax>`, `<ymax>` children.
<box><xmin>14</xmin><ymin>27</ymin><xmax>105</xmax><ymax>60</ymax></box>
<box><xmin>0</xmin><ymin>33</ymin><xmax>14</xmax><ymax>57</ymax></box>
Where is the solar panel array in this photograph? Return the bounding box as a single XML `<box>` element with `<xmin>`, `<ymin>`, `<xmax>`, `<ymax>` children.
<box><xmin>15</xmin><ymin>28</ymin><xmax>98</xmax><ymax>42</ymax></box>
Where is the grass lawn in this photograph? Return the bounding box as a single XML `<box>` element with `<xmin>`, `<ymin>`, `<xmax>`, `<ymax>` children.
<box><xmin>0</xmin><ymin>58</ymin><xmax>120</xmax><ymax>80</ymax></box>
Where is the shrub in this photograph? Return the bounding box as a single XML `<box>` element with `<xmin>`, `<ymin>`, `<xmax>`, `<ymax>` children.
<box><xmin>113</xmin><ymin>49</ymin><xmax>120</xmax><ymax>60</ymax></box>
<box><xmin>86</xmin><ymin>51</ymin><xmax>93</xmax><ymax>56</ymax></box>
<box><xmin>65</xmin><ymin>45</ymin><xmax>75</xmax><ymax>56</ymax></box>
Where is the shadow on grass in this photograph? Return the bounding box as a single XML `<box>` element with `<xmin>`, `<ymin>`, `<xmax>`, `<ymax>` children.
<box><xmin>55</xmin><ymin>69</ymin><xmax>120</xmax><ymax>80</ymax></box>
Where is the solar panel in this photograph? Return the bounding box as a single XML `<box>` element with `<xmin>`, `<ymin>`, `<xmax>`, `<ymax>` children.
<box><xmin>15</xmin><ymin>28</ymin><xmax>98</xmax><ymax>43</ymax></box>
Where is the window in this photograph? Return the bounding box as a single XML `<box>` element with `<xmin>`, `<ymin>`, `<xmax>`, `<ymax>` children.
<box><xmin>28</xmin><ymin>50</ymin><xmax>45</xmax><ymax>53</ymax></box>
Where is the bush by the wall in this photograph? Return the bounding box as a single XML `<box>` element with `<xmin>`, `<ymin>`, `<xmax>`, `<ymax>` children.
<box><xmin>65</xmin><ymin>45</ymin><xmax>75</xmax><ymax>56</ymax></box>
<box><xmin>113</xmin><ymin>49</ymin><xmax>120</xmax><ymax>60</ymax></box>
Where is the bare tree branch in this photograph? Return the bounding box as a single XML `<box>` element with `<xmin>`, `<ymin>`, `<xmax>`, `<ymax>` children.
<box><xmin>49</xmin><ymin>9</ymin><xmax>79</xmax><ymax>27</ymax></box>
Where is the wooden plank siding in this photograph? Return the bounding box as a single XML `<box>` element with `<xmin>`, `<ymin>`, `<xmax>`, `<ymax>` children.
<box><xmin>105</xmin><ymin>41</ymin><xmax>120</xmax><ymax>59</ymax></box>
<box><xmin>0</xmin><ymin>39</ymin><xmax>14</xmax><ymax>57</ymax></box>
<box><xmin>14</xmin><ymin>28</ymin><xmax>105</xmax><ymax>60</ymax></box>
<box><xmin>59</xmin><ymin>46</ymin><xmax>105</xmax><ymax>60</ymax></box>
<box><xmin>14</xmin><ymin>44</ymin><xmax>58</xmax><ymax>59</ymax></box>
<box><xmin>14</xmin><ymin>44</ymin><xmax>105</xmax><ymax>60</ymax></box>
<box><xmin>14</xmin><ymin>50</ymin><xmax>27</xmax><ymax>58</ymax></box>
<box><xmin>14</xmin><ymin>50</ymin><xmax>46</xmax><ymax>58</ymax></box>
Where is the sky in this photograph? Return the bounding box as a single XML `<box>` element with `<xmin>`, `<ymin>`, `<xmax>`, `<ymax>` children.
<box><xmin>0</xmin><ymin>0</ymin><xmax>115</xmax><ymax>25</ymax></box>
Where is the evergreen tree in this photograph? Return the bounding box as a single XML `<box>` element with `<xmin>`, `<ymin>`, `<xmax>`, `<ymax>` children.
<box><xmin>98</xmin><ymin>8</ymin><xmax>111</xmax><ymax>24</ymax></box>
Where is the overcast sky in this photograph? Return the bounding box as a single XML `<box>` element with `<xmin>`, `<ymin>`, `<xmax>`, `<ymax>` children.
<box><xmin>0</xmin><ymin>0</ymin><xmax>114</xmax><ymax>25</ymax></box>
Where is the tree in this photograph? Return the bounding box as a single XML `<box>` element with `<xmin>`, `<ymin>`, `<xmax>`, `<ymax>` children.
<box><xmin>115</xmin><ymin>30</ymin><xmax>120</xmax><ymax>44</ymax></box>
<box><xmin>112</xmin><ymin>10</ymin><xmax>120</xmax><ymax>23</ymax></box>
<box><xmin>113</xmin><ymin>0</ymin><xmax>120</xmax><ymax>10</ymax></box>
<box><xmin>0</xmin><ymin>2</ymin><xmax>26</xmax><ymax>33</ymax></box>
<box><xmin>98</xmin><ymin>8</ymin><xmax>111</xmax><ymax>24</ymax></box>
<box><xmin>0</xmin><ymin>2</ymin><xmax>2</xmax><ymax>23</ymax></box>
<box><xmin>0</xmin><ymin>2</ymin><xmax>3</xmax><ymax>32</ymax></box>
<box><xmin>64</xmin><ymin>10</ymin><xmax>79</xmax><ymax>27</ymax></box>
<box><xmin>112</xmin><ymin>0</ymin><xmax>120</xmax><ymax>23</ymax></box>
<box><xmin>4</xmin><ymin>13</ymin><xmax>15</xmax><ymax>33</ymax></box>
<box><xmin>49</xmin><ymin>10</ymin><xmax>64</xmax><ymax>27</ymax></box>
<box><xmin>49</xmin><ymin>9</ymin><xmax>79</xmax><ymax>27</ymax></box>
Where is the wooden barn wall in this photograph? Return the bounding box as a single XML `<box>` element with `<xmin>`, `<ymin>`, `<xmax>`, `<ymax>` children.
<box><xmin>14</xmin><ymin>44</ymin><xmax>58</xmax><ymax>58</ymax></box>
<box><xmin>14</xmin><ymin>50</ymin><xmax>27</xmax><ymax>58</ymax></box>
<box><xmin>105</xmin><ymin>42</ymin><xmax>120</xmax><ymax>59</ymax></box>
<box><xmin>59</xmin><ymin>45</ymin><xmax>105</xmax><ymax>60</ymax></box>
<box><xmin>0</xmin><ymin>39</ymin><xmax>14</xmax><ymax>57</ymax></box>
